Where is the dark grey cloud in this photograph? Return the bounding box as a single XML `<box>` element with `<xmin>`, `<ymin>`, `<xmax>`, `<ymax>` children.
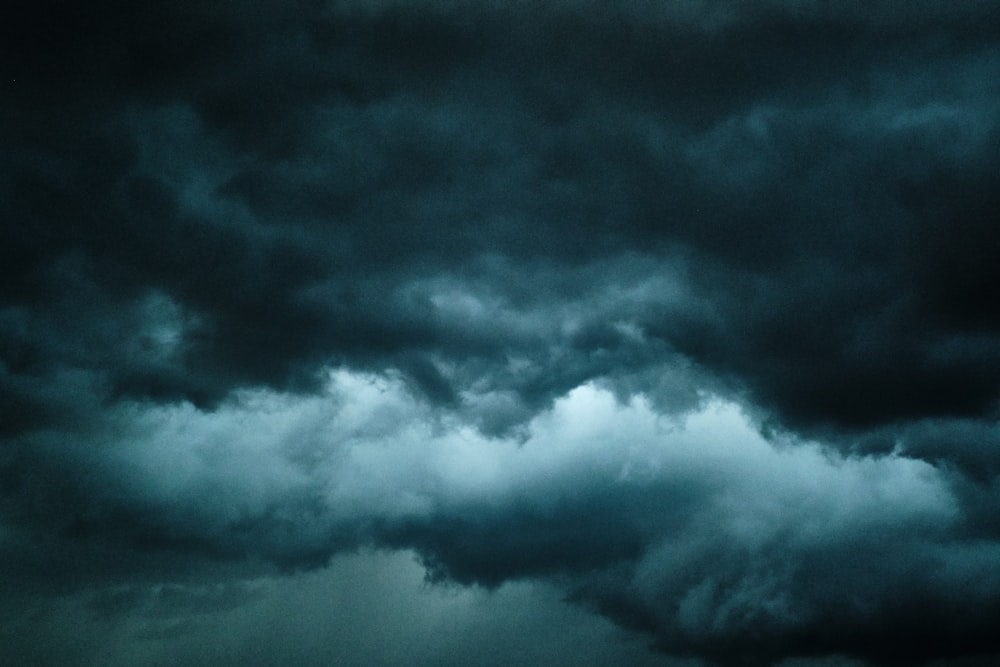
<box><xmin>3</xmin><ymin>549</ymin><xmax>677</xmax><ymax>667</ymax></box>
<box><xmin>3</xmin><ymin>1</ymin><xmax>1000</xmax><ymax>665</ymax></box>
<box><xmin>6</xmin><ymin>0</ymin><xmax>999</xmax><ymax>431</ymax></box>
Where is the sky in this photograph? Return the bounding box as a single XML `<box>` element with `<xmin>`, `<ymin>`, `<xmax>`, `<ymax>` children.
<box><xmin>2</xmin><ymin>1</ymin><xmax>1000</xmax><ymax>665</ymax></box>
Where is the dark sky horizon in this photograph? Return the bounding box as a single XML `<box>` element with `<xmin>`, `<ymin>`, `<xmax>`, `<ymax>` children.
<box><xmin>3</xmin><ymin>2</ymin><xmax>1000</xmax><ymax>665</ymax></box>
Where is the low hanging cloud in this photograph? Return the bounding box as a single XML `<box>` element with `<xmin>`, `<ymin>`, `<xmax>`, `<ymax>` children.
<box><xmin>3</xmin><ymin>1</ymin><xmax>1000</xmax><ymax>665</ymax></box>
<box><xmin>5</xmin><ymin>373</ymin><xmax>1000</xmax><ymax>665</ymax></box>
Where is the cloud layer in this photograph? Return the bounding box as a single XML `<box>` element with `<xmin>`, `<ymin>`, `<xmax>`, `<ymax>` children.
<box><xmin>3</xmin><ymin>1</ymin><xmax>1000</xmax><ymax>665</ymax></box>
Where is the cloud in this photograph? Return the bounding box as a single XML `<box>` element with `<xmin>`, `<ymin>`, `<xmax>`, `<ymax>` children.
<box><xmin>5</xmin><ymin>0</ymin><xmax>1000</xmax><ymax>431</ymax></box>
<box><xmin>4</xmin><ymin>373</ymin><xmax>999</xmax><ymax>664</ymax></box>
<box><xmin>2</xmin><ymin>549</ymin><xmax>681</xmax><ymax>667</ymax></box>
<box><xmin>4</xmin><ymin>1</ymin><xmax>1000</xmax><ymax>664</ymax></box>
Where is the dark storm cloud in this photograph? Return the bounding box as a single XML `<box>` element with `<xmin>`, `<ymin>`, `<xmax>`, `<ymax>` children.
<box><xmin>5</xmin><ymin>0</ymin><xmax>1000</xmax><ymax>432</ymax></box>
<box><xmin>4</xmin><ymin>1</ymin><xmax>1000</xmax><ymax>666</ymax></box>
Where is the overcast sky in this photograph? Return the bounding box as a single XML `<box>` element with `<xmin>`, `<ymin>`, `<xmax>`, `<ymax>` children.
<box><xmin>3</xmin><ymin>1</ymin><xmax>1000</xmax><ymax>665</ymax></box>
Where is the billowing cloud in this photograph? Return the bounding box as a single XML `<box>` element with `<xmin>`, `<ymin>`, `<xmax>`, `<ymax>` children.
<box><xmin>3</xmin><ymin>1</ymin><xmax>1000</xmax><ymax>665</ymax></box>
<box><xmin>4</xmin><ymin>374</ymin><xmax>999</xmax><ymax>665</ymax></box>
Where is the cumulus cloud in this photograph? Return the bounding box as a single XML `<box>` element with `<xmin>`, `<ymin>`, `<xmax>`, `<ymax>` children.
<box><xmin>4</xmin><ymin>374</ymin><xmax>999</xmax><ymax>664</ymax></box>
<box><xmin>3</xmin><ymin>1</ymin><xmax>1000</xmax><ymax>664</ymax></box>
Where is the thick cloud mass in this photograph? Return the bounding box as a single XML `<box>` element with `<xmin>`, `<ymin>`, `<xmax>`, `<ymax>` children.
<box><xmin>3</xmin><ymin>2</ymin><xmax>1000</xmax><ymax>665</ymax></box>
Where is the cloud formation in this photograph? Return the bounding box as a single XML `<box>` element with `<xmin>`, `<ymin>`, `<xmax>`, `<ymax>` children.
<box><xmin>3</xmin><ymin>1</ymin><xmax>1000</xmax><ymax>665</ymax></box>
